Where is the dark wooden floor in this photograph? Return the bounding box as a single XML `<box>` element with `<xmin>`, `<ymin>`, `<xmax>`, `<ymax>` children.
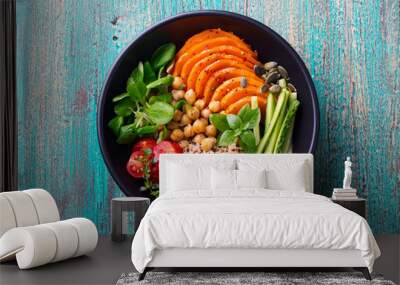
<box><xmin>0</xmin><ymin>236</ymin><xmax>134</xmax><ymax>285</ymax></box>
<box><xmin>1</xmin><ymin>235</ymin><xmax>398</xmax><ymax>284</ymax></box>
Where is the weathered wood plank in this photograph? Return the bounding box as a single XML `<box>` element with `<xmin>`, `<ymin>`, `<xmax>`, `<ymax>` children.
<box><xmin>16</xmin><ymin>0</ymin><xmax>399</xmax><ymax>234</ymax></box>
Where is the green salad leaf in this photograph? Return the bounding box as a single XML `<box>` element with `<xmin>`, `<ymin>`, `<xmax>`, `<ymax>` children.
<box><xmin>210</xmin><ymin>104</ymin><xmax>259</xmax><ymax>151</ymax></box>
<box><xmin>112</xmin><ymin>93</ymin><xmax>129</xmax><ymax>103</ymax></box>
<box><xmin>114</xmin><ymin>98</ymin><xmax>135</xmax><ymax>117</ymax></box>
<box><xmin>238</xmin><ymin>104</ymin><xmax>260</xmax><ymax>130</ymax></box>
<box><xmin>130</xmin><ymin>61</ymin><xmax>144</xmax><ymax>83</ymax></box>
<box><xmin>209</xmin><ymin>114</ymin><xmax>230</xmax><ymax>132</ymax></box>
<box><xmin>218</xmin><ymin>130</ymin><xmax>237</xmax><ymax>146</ymax></box>
<box><xmin>145</xmin><ymin>101</ymin><xmax>174</xmax><ymax>125</ymax></box>
<box><xmin>127</xmin><ymin>81</ymin><xmax>147</xmax><ymax>105</ymax></box>
<box><xmin>173</xmin><ymin>99</ymin><xmax>186</xmax><ymax>110</ymax></box>
<box><xmin>239</xmin><ymin>130</ymin><xmax>257</xmax><ymax>153</ymax></box>
<box><xmin>108</xmin><ymin>116</ymin><xmax>124</xmax><ymax>136</ymax></box>
<box><xmin>148</xmin><ymin>93</ymin><xmax>172</xmax><ymax>104</ymax></box>
<box><xmin>117</xmin><ymin>123</ymin><xmax>137</xmax><ymax>144</ymax></box>
<box><xmin>151</xmin><ymin>43</ymin><xmax>176</xmax><ymax>71</ymax></box>
<box><xmin>143</xmin><ymin>61</ymin><xmax>156</xmax><ymax>84</ymax></box>
<box><xmin>157</xmin><ymin>125</ymin><xmax>169</xmax><ymax>143</ymax></box>
<box><xmin>136</xmin><ymin>125</ymin><xmax>158</xmax><ymax>136</ymax></box>
<box><xmin>146</xmin><ymin>75</ymin><xmax>174</xmax><ymax>89</ymax></box>
<box><xmin>226</xmin><ymin>114</ymin><xmax>242</xmax><ymax>130</ymax></box>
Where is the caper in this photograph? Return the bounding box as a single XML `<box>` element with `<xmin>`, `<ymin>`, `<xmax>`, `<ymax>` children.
<box><xmin>265</xmin><ymin>71</ymin><xmax>280</xmax><ymax>84</ymax></box>
<box><xmin>264</xmin><ymin>61</ymin><xmax>278</xmax><ymax>70</ymax></box>
<box><xmin>240</xmin><ymin>77</ymin><xmax>248</xmax><ymax>88</ymax></box>
<box><xmin>253</xmin><ymin>64</ymin><xmax>266</xmax><ymax>77</ymax></box>
<box><xmin>268</xmin><ymin>84</ymin><xmax>281</xmax><ymax>94</ymax></box>
<box><xmin>277</xmin><ymin>65</ymin><xmax>288</xmax><ymax>79</ymax></box>
<box><xmin>288</xmin><ymin>83</ymin><xmax>296</xmax><ymax>92</ymax></box>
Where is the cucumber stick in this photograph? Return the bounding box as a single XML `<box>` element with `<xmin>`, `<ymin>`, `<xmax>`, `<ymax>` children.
<box><xmin>265</xmin><ymin>93</ymin><xmax>276</xmax><ymax>134</ymax></box>
<box><xmin>283</xmin><ymin>119</ymin><xmax>295</xmax><ymax>153</ymax></box>
<box><xmin>250</xmin><ymin>96</ymin><xmax>260</xmax><ymax>145</ymax></box>
<box><xmin>265</xmin><ymin>92</ymin><xmax>289</xmax><ymax>153</ymax></box>
<box><xmin>282</xmin><ymin>91</ymin><xmax>297</xmax><ymax>153</ymax></box>
<box><xmin>256</xmin><ymin>89</ymin><xmax>288</xmax><ymax>153</ymax></box>
<box><xmin>274</xmin><ymin>99</ymin><xmax>300</xmax><ymax>153</ymax></box>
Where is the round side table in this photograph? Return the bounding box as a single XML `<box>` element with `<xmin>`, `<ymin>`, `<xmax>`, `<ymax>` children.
<box><xmin>111</xmin><ymin>197</ymin><xmax>150</xmax><ymax>242</ymax></box>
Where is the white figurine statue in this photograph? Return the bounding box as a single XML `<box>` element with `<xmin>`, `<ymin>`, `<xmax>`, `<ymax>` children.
<box><xmin>342</xmin><ymin>156</ymin><xmax>352</xmax><ymax>189</ymax></box>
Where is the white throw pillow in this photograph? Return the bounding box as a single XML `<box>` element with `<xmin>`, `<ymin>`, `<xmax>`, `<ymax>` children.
<box><xmin>236</xmin><ymin>169</ymin><xmax>267</xmax><ymax>189</ymax></box>
<box><xmin>265</xmin><ymin>163</ymin><xmax>307</xmax><ymax>191</ymax></box>
<box><xmin>211</xmin><ymin>168</ymin><xmax>237</xmax><ymax>190</ymax></box>
<box><xmin>237</xmin><ymin>159</ymin><xmax>308</xmax><ymax>191</ymax></box>
<box><xmin>167</xmin><ymin>160</ymin><xmax>236</xmax><ymax>192</ymax></box>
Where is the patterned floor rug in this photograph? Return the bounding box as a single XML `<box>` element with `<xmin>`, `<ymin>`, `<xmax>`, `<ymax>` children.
<box><xmin>116</xmin><ymin>271</ymin><xmax>396</xmax><ymax>285</ymax></box>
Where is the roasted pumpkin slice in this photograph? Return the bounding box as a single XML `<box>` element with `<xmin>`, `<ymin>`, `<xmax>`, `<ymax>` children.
<box><xmin>220</xmin><ymin>86</ymin><xmax>266</xmax><ymax>109</ymax></box>
<box><xmin>225</xmin><ymin>96</ymin><xmax>267</xmax><ymax>115</ymax></box>
<box><xmin>186</xmin><ymin>55</ymin><xmax>254</xmax><ymax>91</ymax></box>
<box><xmin>195</xmin><ymin>60</ymin><xmax>253</xmax><ymax>98</ymax></box>
<box><xmin>203</xmin><ymin>68</ymin><xmax>264</xmax><ymax>103</ymax></box>
<box><xmin>211</xmin><ymin>77</ymin><xmax>263</xmax><ymax>102</ymax></box>
<box><xmin>174</xmin><ymin>37</ymin><xmax>256</xmax><ymax>76</ymax></box>
<box><xmin>176</xmin><ymin>29</ymin><xmax>253</xmax><ymax>58</ymax></box>
<box><xmin>176</xmin><ymin>45</ymin><xmax>259</xmax><ymax>77</ymax></box>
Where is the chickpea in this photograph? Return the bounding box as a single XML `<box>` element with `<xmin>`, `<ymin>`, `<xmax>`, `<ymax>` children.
<box><xmin>167</xmin><ymin>121</ymin><xmax>180</xmax><ymax>130</ymax></box>
<box><xmin>209</xmin><ymin>101</ymin><xmax>221</xmax><ymax>113</ymax></box>
<box><xmin>172</xmin><ymin>89</ymin><xmax>185</xmax><ymax>101</ymax></box>
<box><xmin>192</xmin><ymin>119</ymin><xmax>207</xmax><ymax>134</ymax></box>
<box><xmin>170</xmin><ymin>129</ymin><xmax>184</xmax><ymax>142</ymax></box>
<box><xmin>193</xmin><ymin>134</ymin><xmax>205</xmax><ymax>145</ymax></box>
<box><xmin>201</xmin><ymin>108</ymin><xmax>211</xmax><ymax>119</ymax></box>
<box><xmin>173</xmin><ymin>109</ymin><xmax>183</xmax><ymax>122</ymax></box>
<box><xmin>172</xmin><ymin>76</ymin><xmax>185</xmax><ymax>90</ymax></box>
<box><xmin>194</xmin><ymin>99</ymin><xmax>206</xmax><ymax>110</ymax></box>
<box><xmin>179</xmin><ymin>139</ymin><xmax>189</xmax><ymax>149</ymax></box>
<box><xmin>205</xmin><ymin>124</ymin><xmax>217</xmax><ymax>137</ymax></box>
<box><xmin>186</xmin><ymin>106</ymin><xmax>200</xmax><ymax>120</ymax></box>
<box><xmin>183</xmin><ymin>124</ymin><xmax>195</xmax><ymax>138</ymax></box>
<box><xmin>180</xmin><ymin>114</ymin><xmax>192</xmax><ymax>126</ymax></box>
<box><xmin>199</xmin><ymin>118</ymin><xmax>208</xmax><ymax>126</ymax></box>
<box><xmin>201</xmin><ymin>137</ymin><xmax>216</xmax><ymax>152</ymax></box>
<box><xmin>184</xmin><ymin>89</ymin><xmax>197</xmax><ymax>105</ymax></box>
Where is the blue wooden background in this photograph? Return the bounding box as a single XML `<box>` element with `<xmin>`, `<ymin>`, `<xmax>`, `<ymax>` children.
<box><xmin>16</xmin><ymin>0</ymin><xmax>399</xmax><ymax>234</ymax></box>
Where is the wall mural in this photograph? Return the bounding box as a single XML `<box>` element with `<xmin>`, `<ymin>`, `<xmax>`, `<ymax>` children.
<box><xmin>16</xmin><ymin>0</ymin><xmax>399</xmax><ymax>234</ymax></box>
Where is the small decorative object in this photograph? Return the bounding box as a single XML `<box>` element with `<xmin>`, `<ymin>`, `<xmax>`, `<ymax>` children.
<box><xmin>332</xmin><ymin>156</ymin><xmax>358</xmax><ymax>200</ymax></box>
<box><xmin>111</xmin><ymin>197</ymin><xmax>150</xmax><ymax>242</ymax></box>
<box><xmin>343</xmin><ymin>156</ymin><xmax>352</xmax><ymax>189</ymax></box>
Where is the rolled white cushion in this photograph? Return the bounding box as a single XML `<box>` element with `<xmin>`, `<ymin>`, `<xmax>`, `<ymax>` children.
<box><xmin>23</xmin><ymin>189</ymin><xmax>60</xmax><ymax>223</ymax></box>
<box><xmin>0</xmin><ymin>226</ymin><xmax>57</xmax><ymax>269</ymax></box>
<box><xmin>0</xmin><ymin>191</ymin><xmax>39</xmax><ymax>227</ymax></box>
<box><xmin>64</xmin><ymin>218</ymin><xmax>98</xmax><ymax>257</ymax></box>
<box><xmin>0</xmin><ymin>218</ymin><xmax>98</xmax><ymax>269</ymax></box>
<box><xmin>0</xmin><ymin>196</ymin><xmax>17</xmax><ymax>237</ymax></box>
<box><xmin>42</xmin><ymin>221</ymin><xmax>79</xmax><ymax>262</ymax></box>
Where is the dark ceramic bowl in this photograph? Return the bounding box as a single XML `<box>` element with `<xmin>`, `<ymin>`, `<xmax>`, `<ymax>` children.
<box><xmin>97</xmin><ymin>11</ymin><xmax>319</xmax><ymax>197</ymax></box>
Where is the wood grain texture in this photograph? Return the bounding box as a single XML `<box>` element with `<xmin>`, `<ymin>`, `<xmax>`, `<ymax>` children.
<box><xmin>16</xmin><ymin>0</ymin><xmax>399</xmax><ymax>234</ymax></box>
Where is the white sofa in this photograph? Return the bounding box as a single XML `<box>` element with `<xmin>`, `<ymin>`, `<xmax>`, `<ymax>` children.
<box><xmin>0</xmin><ymin>189</ymin><xmax>98</xmax><ymax>269</ymax></box>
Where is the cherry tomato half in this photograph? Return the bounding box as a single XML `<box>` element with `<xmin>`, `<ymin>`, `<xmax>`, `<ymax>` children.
<box><xmin>126</xmin><ymin>150</ymin><xmax>146</xmax><ymax>178</ymax></box>
<box><xmin>132</xmin><ymin>138</ymin><xmax>157</xmax><ymax>153</ymax></box>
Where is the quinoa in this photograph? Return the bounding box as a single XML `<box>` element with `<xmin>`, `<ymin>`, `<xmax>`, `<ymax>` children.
<box><xmin>183</xmin><ymin>142</ymin><xmax>241</xmax><ymax>154</ymax></box>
